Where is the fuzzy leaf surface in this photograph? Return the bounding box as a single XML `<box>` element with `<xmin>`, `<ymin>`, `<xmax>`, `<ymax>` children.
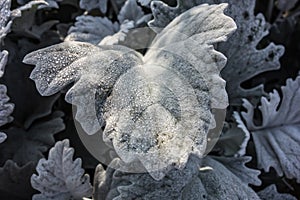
<box><xmin>241</xmin><ymin>76</ymin><xmax>300</xmax><ymax>182</ymax></box>
<box><xmin>31</xmin><ymin>139</ymin><xmax>93</xmax><ymax>200</ymax></box>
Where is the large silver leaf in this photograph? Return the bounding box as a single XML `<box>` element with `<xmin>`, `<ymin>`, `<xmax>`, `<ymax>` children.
<box><xmin>31</xmin><ymin>139</ymin><xmax>93</xmax><ymax>200</ymax></box>
<box><xmin>149</xmin><ymin>0</ymin><xmax>284</xmax><ymax>104</ymax></box>
<box><xmin>93</xmin><ymin>156</ymin><xmax>260</xmax><ymax>200</ymax></box>
<box><xmin>24</xmin><ymin>3</ymin><xmax>236</xmax><ymax>179</ymax></box>
<box><xmin>241</xmin><ymin>76</ymin><xmax>300</xmax><ymax>182</ymax></box>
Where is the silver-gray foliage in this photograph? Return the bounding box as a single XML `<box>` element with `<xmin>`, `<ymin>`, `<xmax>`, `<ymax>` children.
<box><xmin>31</xmin><ymin>139</ymin><xmax>93</xmax><ymax>200</ymax></box>
<box><xmin>149</xmin><ymin>0</ymin><xmax>285</xmax><ymax>104</ymax></box>
<box><xmin>241</xmin><ymin>76</ymin><xmax>300</xmax><ymax>183</ymax></box>
<box><xmin>24</xmin><ymin>3</ymin><xmax>236</xmax><ymax>179</ymax></box>
<box><xmin>93</xmin><ymin>156</ymin><xmax>260</xmax><ymax>200</ymax></box>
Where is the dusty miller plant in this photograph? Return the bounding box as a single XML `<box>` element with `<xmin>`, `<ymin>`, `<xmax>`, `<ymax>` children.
<box><xmin>0</xmin><ymin>0</ymin><xmax>299</xmax><ymax>199</ymax></box>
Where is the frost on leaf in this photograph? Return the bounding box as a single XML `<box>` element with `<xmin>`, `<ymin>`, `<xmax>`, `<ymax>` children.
<box><xmin>65</xmin><ymin>16</ymin><xmax>119</xmax><ymax>45</ymax></box>
<box><xmin>149</xmin><ymin>0</ymin><xmax>285</xmax><ymax>104</ymax></box>
<box><xmin>0</xmin><ymin>84</ymin><xmax>14</xmax><ymax>127</ymax></box>
<box><xmin>93</xmin><ymin>156</ymin><xmax>260</xmax><ymax>200</ymax></box>
<box><xmin>0</xmin><ymin>111</ymin><xmax>65</xmax><ymax>166</ymax></box>
<box><xmin>258</xmin><ymin>184</ymin><xmax>297</xmax><ymax>200</ymax></box>
<box><xmin>24</xmin><ymin>4</ymin><xmax>236</xmax><ymax>178</ymax></box>
<box><xmin>31</xmin><ymin>139</ymin><xmax>93</xmax><ymax>200</ymax></box>
<box><xmin>241</xmin><ymin>76</ymin><xmax>300</xmax><ymax>182</ymax></box>
<box><xmin>0</xmin><ymin>160</ymin><xmax>36</xmax><ymax>199</ymax></box>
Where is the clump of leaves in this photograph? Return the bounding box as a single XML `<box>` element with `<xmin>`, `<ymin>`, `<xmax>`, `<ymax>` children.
<box><xmin>24</xmin><ymin>3</ymin><xmax>236</xmax><ymax>179</ymax></box>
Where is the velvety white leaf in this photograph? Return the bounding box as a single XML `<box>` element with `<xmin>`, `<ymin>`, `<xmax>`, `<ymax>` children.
<box><xmin>24</xmin><ymin>4</ymin><xmax>236</xmax><ymax>178</ymax></box>
<box><xmin>0</xmin><ymin>84</ymin><xmax>14</xmax><ymax>127</ymax></box>
<box><xmin>0</xmin><ymin>132</ymin><xmax>6</xmax><ymax>143</ymax></box>
<box><xmin>258</xmin><ymin>184</ymin><xmax>297</xmax><ymax>200</ymax></box>
<box><xmin>65</xmin><ymin>15</ymin><xmax>119</xmax><ymax>44</ymax></box>
<box><xmin>0</xmin><ymin>111</ymin><xmax>65</xmax><ymax>165</ymax></box>
<box><xmin>93</xmin><ymin>156</ymin><xmax>260</xmax><ymax>200</ymax></box>
<box><xmin>149</xmin><ymin>0</ymin><xmax>285</xmax><ymax>104</ymax></box>
<box><xmin>80</xmin><ymin>0</ymin><xmax>107</xmax><ymax>13</ymax></box>
<box><xmin>31</xmin><ymin>139</ymin><xmax>93</xmax><ymax>200</ymax></box>
<box><xmin>0</xmin><ymin>160</ymin><xmax>36</xmax><ymax>199</ymax></box>
<box><xmin>241</xmin><ymin>76</ymin><xmax>300</xmax><ymax>182</ymax></box>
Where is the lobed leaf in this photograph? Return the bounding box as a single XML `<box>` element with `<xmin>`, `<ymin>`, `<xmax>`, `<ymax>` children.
<box><xmin>31</xmin><ymin>139</ymin><xmax>93</xmax><ymax>200</ymax></box>
<box><xmin>241</xmin><ymin>76</ymin><xmax>300</xmax><ymax>182</ymax></box>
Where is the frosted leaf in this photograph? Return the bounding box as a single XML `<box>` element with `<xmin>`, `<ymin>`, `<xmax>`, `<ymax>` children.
<box><xmin>31</xmin><ymin>139</ymin><xmax>93</xmax><ymax>200</ymax></box>
<box><xmin>65</xmin><ymin>16</ymin><xmax>119</xmax><ymax>45</ymax></box>
<box><xmin>0</xmin><ymin>84</ymin><xmax>14</xmax><ymax>127</ymax></box>
<box><xmin>0</xmin><ymin>132</ymin><xmax>6</xmax><ymax>143</ymax></box>
<box><xmin>24</xmin><ymin>4</ymin><xmax>236</xmax><ymax>178</ymax></box>
<box><xmin>93</xmin><ymin>156</ymin><xmax>260</xmax><ymax>200</ymax></box>
<box><xmin>80</xmin><ymin>0</ymin><xmax>107</xmax><ymax>13</ymax></box>
<box><xmin>258</xmin><ymin>184</ymin><xmax>297</xmax><ymax>200</ymax></box>
<box><xmin>211</xmin><ymin>156</ymin><xmax>261</xmax><ymax>186</ymax></box>
<box><xmin>0</xmin><ymin>111</ymin><xmax>65</xmax><ymax>165</ymax></box>
<box><xmin>0</xmin><ymin>160</ymin><xmax>36</xmax><ymax>199</ymax></box>
<box><xmin>241</xmin><ymin>76</ymin><xmax>300</xmax><ymax>182</ymax></box>
<box><xmin>214</xmin><ymin>112</ymin><xmax>250</xmax><ymax>156</ymax></box>
<box><xmin>149</xmin><ymin>0</ymin><xmax>285</xmax><ymax>104</ymax></box>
